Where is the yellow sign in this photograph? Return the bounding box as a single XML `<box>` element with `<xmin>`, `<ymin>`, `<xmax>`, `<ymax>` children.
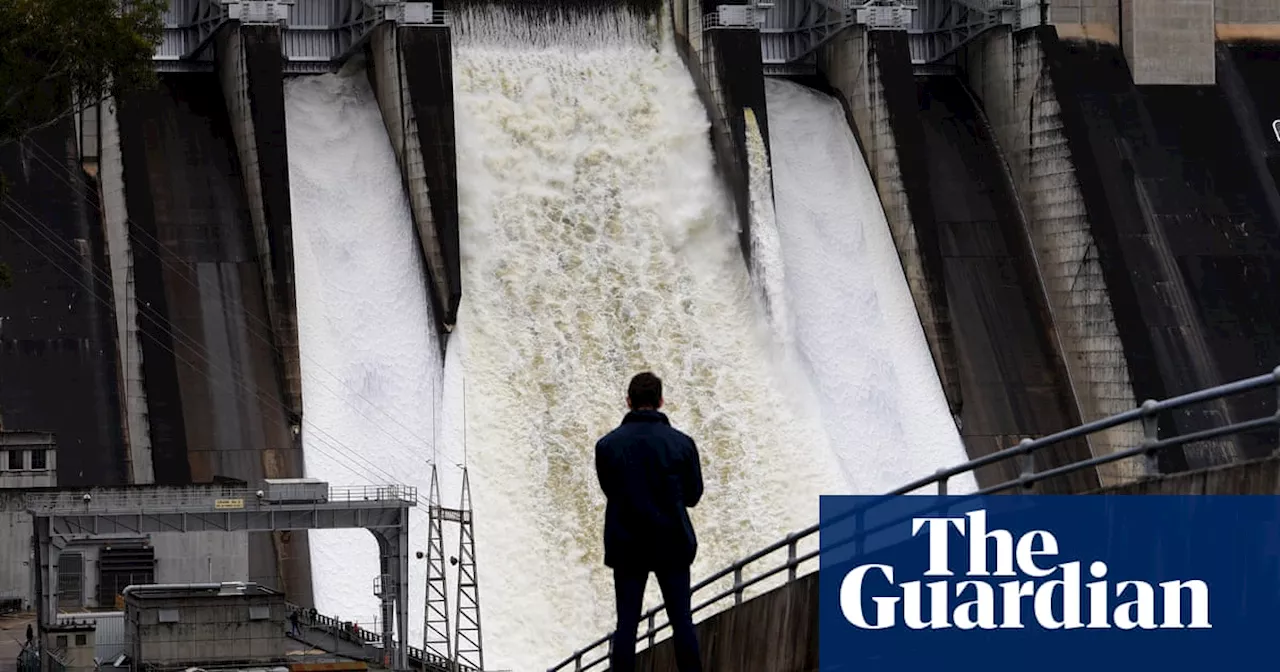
<box><xmin>214</xmin><ymin>498</ymin><xmax>244</xmax><ymax>510</ymax></box>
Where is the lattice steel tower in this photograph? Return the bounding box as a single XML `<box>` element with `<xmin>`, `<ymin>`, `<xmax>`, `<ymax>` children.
<box><xmin>423</xmin><ymin>466</ymin><xmax>452</xmax><ymax>662</ymax></box>
<box><xmin>452</xmin><ymin>467</ymin><xmax>484</xmax><ymax>670</ymax></box>
<box><xmin>421</xmin><ymin>464</ymin><xmax>485</xmax><ymax>670</ymax></box>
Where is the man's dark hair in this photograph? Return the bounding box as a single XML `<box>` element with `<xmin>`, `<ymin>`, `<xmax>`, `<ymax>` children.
<box><xmin>627</xmin><ymin>372</ymin><xmax>663</xmax><ymax>409</ymax></box>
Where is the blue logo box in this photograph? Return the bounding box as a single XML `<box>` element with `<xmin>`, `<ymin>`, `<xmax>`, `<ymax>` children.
<box><xmin>818</xmin><ymin>495</ymin><xmax>1280</xmax><ymax>671</ymax></box>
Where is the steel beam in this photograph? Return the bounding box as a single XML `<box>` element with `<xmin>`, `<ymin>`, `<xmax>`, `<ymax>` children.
<box><xmin>759</xmin><ymin>0</ymin><xmax>1042</xmax><ymax>73</ymax></box>
<box><xmin>154</xmin><ymin>1</ymin><xmax>448</xmax><ymax>74</ymax></box>
<box><xmin>28</xmin><ymin>483</ymin><xmax>417</xmax><ymax>671</ymax></box>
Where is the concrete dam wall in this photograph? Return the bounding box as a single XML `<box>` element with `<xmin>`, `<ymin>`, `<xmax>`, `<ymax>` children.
<box><xmin>0</xmin><ymin>121</ymin><xmax>129</xmax><ymax>488</ymax></box>
<box><xmin>114</xmin><ymin>71</ymin><xmax>308</xmax><ymax>596</ymax></box>
<box><xmin>915</xmin><ymin>75</ymin><xmax>1088</xmax><ymax>493</ymax></box>
<box><xmin>1041</xmin><ymin>35</ymin><xmax>1280</xmax><ymax>468</ymax></box>
<box><xmin>816</xmin><ymin>29</ymin><xmax>1096</xmax><ymax>493</ymax></box>
<box><xmin>811</xmin><ymin>18</ymin><xmax>1280</xmax><ymax>490</ymax></box>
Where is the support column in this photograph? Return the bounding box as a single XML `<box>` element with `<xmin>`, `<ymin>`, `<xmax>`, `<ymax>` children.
<box><xmin>214</xmin><ymin>20</ymin><xmax>312</xmax><ymax>606</ymax></box>
<box><xmin>374</xmin><ymin>528</ymin><xmax>410</xmax><ymax>671</ymax></box>
<box><xmin>99</xmin><ymin>97</ymin><xmax>155</xmax><ymax>485</ymax></box>
<box><xmin>368</xmin><ymin>17</ymin><xmax>462</xmax><ymax>336</ymax></box>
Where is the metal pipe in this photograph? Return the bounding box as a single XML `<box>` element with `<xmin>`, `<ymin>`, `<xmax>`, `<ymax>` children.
<box><xmin>119</xmin><ymin>583</ymin><xmax>223</xmax><ymax>597</ymax></box>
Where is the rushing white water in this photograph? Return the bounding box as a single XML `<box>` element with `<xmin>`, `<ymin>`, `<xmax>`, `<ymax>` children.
<box><xmin>764</xmin><ymin>78</ymin><xmax>973</xmax><ymax>492</ymax></box>
<box><xmin>285</xmin><ymin>70</ymin><xmax>442</xmax><ymax>639</ymax></box>
<box><xmin>744</xmin><ymin>108</ymin><xmax>791</xmax><ymax>348</ymax></box>
<box><xmin>448</xmin><ymin>8</ymin><xmax>848</xmax><ymax>669</ymax></box>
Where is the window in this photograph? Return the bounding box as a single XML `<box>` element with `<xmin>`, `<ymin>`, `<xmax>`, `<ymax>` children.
<box><xmin>158</xmin><ymin>608</ymin><xmax>179</xmax><ymax>624</ymax></box>
<box><xmin>30</xmin><ymin>449</ymin><xmax>46</xmax><ymax>470</ymax></box>
<box><xmin>55</xmin><ymin>636</ymin><xmax>67</xmax><ymax>648</ymax></box>
<box><xmin>6</xmin><ymin>450</ymin><xmax>21</xmax><ymax>470</ymax></box>
<box><xmin>75</xmin><ymin>635</ymin><xmax>86</xmax><ymax>646</ymax></box>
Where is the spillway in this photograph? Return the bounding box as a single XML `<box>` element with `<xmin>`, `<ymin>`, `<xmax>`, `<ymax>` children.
<box><xmin>763</xmin><ymin>78</ymin><xmax>971</xmax><ymax>491</ymax></box>
<box><xmin>447</xmin><ymin>7</ymin><xmax>846</xmax><ymax>669</ymax></box>
<box><xmin>284</xmin><ymin>71</ymin><xmax>441</xmax><ymax>634</ymax></box>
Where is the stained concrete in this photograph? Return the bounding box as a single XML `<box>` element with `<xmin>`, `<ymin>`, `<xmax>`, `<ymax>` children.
<box><xmin>0</xmin><ymin>118</ymin><xmax>128</xmax><ymax>488</ymax></box>
<box><xmin>367</xmin><ymin>21</ymin><xmax>462</xmax><ymax>335</ymax></box>
<box><xmin>958</xmin><ymin>26</ymin><xmax>1145</xmax><ymax>484</ymax></box>
<box><xmin>1091</xmin><ymin>453</ymin><xmax>1280</xmax><ymax>494</ymax></box>
<box><xmin>915</xmin><ymin>75</ymin><xmax>1091</xmax><ymax>494</ymax></box>
<box><xmin>1121</xmin><ymin>0</ymin><xmax>1215</xmax><ymax>85</ymax></box>
<box><xmin>115</xmin><ymin>73</ymin><xmax>306</xmax><ymax>602</ymax></box>
<box><xmin>216</xmin><ymin>24</ymin><xmax>305</xmax><ymax>430</ymax></box>
<box><xmin>634</xmin><ymin>572</ymin><xmax>817</xmax><ymax>672</ymax></box>
<box><xmin>98</xmin><ymin>96</ymin><xmax>156</xmax><ymax>485</ymax></box>
<box><xmin>1045</xmin><ymin>37</ymin><xmax>1280</xmax><ymax>469</ymax></box>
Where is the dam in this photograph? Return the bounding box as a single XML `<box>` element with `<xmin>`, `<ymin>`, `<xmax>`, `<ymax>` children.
<box><xmin>3</xmin><ymin>0</ymin><xmax>1280</xmax><ymax>670</ymax></box>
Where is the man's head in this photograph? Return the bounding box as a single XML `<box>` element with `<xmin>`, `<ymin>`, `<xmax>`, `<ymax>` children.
<box><xmin>627</xmin><ymin>372</ymin><xmax>663</xmax><ymax>410</ymax></box>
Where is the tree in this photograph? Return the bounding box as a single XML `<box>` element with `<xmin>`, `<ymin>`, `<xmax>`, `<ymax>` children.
<box><xmin>0</xmin><ymin>0</ymin><xmax>166</xmax><ymax>148</ymax></box>
<box><xmin>0</xmin><ymin>0</ymin><xmax>164</xmax><ymax>288</ymax></box>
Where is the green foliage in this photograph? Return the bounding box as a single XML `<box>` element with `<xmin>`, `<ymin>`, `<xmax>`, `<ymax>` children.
<box><xmin>0</xmin><ymin>261</ymin><xmax>11</xmax><ymax>290</ymax></box>
<box><xmin>0</xmin><ymin>0</ymin><xmax>166</xmax><ymax>147</ymax></box>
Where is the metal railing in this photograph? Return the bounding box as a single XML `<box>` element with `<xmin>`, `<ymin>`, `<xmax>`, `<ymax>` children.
<box><xmin>288</xmin><ymin>603</ymin><xmax>480</xmax><ymax>672</ymax></box>
<box><xmin>23</xmin><ymin>484</ymin><xmax>418</xmax><ymax>514</ymax></box>
<box><xmin>548</xmin><ymin>365</ymin><xmax>1280</xmax><ymax>671</ymax></box>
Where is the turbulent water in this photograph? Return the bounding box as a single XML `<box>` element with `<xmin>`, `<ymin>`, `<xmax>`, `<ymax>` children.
<box><xmin>447</xmin><ymin>8</ymin><xmax>848</xmax><ymax>669</ymax></box>
<box><xmin>745</xmin><ymin>108</ymin><xmax>790</xmax><ymax>347</ymax></box>
<box><xmin>285</xmin><ymin>71</ymin><xmax>442</xmax><ymax>638</ymax></box>
<box><xmin>764</xmin><ymin>78</ymin><xmax>972</xmax><ymax>492</ymax></box>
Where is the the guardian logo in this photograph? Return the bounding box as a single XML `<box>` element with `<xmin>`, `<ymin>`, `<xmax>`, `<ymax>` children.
<box><xmin>841</xmin><ymin>510</ymin><xmax>1211</xmax><ymax>631</ymax></box>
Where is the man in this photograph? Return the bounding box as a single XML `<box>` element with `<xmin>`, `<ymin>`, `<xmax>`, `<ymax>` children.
<box><xmin>595</xmin><ymin>372</ymin><xmax>704</xmax><ymax>672</ymax></box>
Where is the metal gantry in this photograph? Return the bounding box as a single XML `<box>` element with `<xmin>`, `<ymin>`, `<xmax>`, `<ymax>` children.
<box><xmin>26</xmin><ymin>482</ymin><xmax>417</xmax><ymax>671</ymax></box>
<box><xmin>154</xmin><ymin>1</ymin><xmax>448</xmax><ymax>74</ymax></box>
<box><xmin>421</xmin><ymin>465</ymin><xmax>485</xmax><ymax>671</ymax></box>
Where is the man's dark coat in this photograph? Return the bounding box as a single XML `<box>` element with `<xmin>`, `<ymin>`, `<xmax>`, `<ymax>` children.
<box><xmin>595</xmin><ymin>409</ymin><xmax>704</xmax><ymax>570</ymax></box>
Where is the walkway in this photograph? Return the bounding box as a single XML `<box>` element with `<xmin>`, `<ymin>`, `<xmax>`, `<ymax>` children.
<box><xmin>286</xmin><ymin>605</ymin><xmax>479</xmax><ymax>672</ymax></box>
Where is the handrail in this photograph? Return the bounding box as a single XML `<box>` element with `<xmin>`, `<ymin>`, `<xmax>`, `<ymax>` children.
<box><xmin>287</xmin><ymin>603</ymin><xmax>479</xmax><ymax>672</ymax></box>
<box><xmin>547</xmin><ymin>365</ymin><xmax>1280</xmax><ymax>671</ymax></box>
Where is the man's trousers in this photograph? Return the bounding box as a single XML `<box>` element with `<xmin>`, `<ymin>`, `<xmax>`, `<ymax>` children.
<box><xmin>609</xmin><ymin>564</ymin><xmax>703</xmax><ymax>672</ymax></box>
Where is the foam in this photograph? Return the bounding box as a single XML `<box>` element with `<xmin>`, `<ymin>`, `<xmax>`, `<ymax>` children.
<box><xmin>285</xmin><ymin>70</ymin><xmax>442</xmax><ymax>639</ymax></box>
<box><xmin>447</xmin><ymin>11</ymin><xmax>846</xmax><ymax>669</ymax></box>
<box><xmin>764</xmin><ymin>78</ymin><xmax>973</xmax><ymax>494</ymax></box>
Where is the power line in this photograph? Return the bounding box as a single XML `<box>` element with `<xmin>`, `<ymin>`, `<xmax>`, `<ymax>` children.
<box><xmin>21</xmin><ymin>139</ymin><xmax>443</xmax><ymax>472</ymax></box>
<box><xmin>0</xmin><ymin>200</ymin><xmax>409</xmax><ymax>494</ymax></box>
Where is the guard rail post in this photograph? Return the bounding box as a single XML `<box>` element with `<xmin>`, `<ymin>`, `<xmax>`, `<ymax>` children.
<box><xmin>786</xmin><ymin>533</ymin><xmax>798</xmax><ymax>581</ymax></box>
<box><xmin>1140</xmin><ymin>399</ymin><xmax>1160</xmax><ymax>472</ymax></box>
<box><xmin>733</xmin><ymin>566</ymin><xmax>743</xmax><ymax>605</ymax></box>
<box><xmin>936</xmin><ymin>469</ymin><xmax>949</xmax><ymax>495</ymax></box>
<box><xmin>1019</xmin><ymin>437</ymin><xmax>1036</xmax><ymax>490</ymax></box>
<box><xmin>647</xmin><ymin>612</ymin><xmax>656</xmax><ymax>648</ymax></box>
<box><xmin>1274</xmin><ymin>366</ymin><xmax>1280</xmax><ymax>452</ymax></box>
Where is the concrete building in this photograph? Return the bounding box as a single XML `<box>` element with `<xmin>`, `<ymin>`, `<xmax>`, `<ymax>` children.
<box><xmin>55</xmin><ymin>611</ymin><xmax>128</xmax><ymax>665</ymax></box>
<box><xmin>1</xmin><ymin>432</ymin><xmax>57</xmax><ymax>490</ymax></box>
<box><xmin>0</xmin><ymin>432</ymin><xmax>55</xmax><ymax>610</ymax></box>
<box><xmin>42</xmin><ymin>620</ymin><xmax>95</xmax><ymax>672</ymax></box>
<box><xmin>124</xmin><ymin>582</ymin><xmax>287</xmax><ymax>668</ymax></box>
